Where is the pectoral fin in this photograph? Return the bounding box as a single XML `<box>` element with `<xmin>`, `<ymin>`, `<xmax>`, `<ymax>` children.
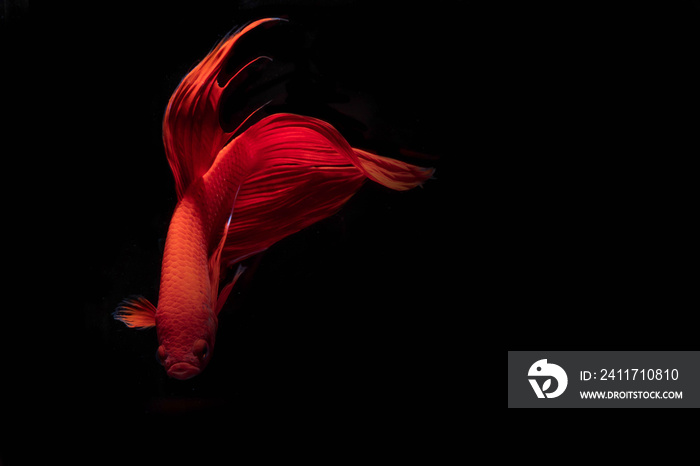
<box><xmin>113</xmin><ymin>296</ymin><xmax>157</xmax><ymax>329</ymax></box>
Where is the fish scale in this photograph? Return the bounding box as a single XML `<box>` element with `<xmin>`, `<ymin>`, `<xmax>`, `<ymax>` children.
<box><xmin>156</xmin><ymin>183</ymin><xmax>215</xmax><ymax>366</ymax></box>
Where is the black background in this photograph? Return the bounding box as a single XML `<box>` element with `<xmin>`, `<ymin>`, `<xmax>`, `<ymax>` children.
<box><xmin>11</xmin><ymin>0</ymin><xmax>462</xmax><ymax>427</ymax></box>
<box><xmin>2</xmin><ymin>0</ymin><xmax>700</xmax><ymax>452</ymax></box>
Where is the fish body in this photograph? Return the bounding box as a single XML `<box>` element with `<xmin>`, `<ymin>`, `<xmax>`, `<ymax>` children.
<box><xmin>115</xmin><ymin>18</ymin><xmax>434</xmax><ymax>380</ymax></box>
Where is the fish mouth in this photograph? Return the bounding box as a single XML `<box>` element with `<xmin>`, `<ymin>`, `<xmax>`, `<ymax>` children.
<box><xmin>167</xmin><ymin>362</ymin><xmax>200</xmax><ymax>380</ymax></box>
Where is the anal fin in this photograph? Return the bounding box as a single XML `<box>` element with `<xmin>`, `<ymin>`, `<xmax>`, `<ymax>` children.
<box><xmin>217</xmin><ymin>113</ymin><xmax>434</xmax><ymax>267</ymax></box>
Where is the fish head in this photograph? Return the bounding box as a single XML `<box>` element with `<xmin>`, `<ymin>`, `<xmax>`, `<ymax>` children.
<box><xmin>155</xmin><ymin>305</ymin><xmax>218</xmax><ymax>380</ymax></box>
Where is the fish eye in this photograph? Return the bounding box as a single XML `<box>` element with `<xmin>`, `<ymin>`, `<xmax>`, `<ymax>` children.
<box><xmin>193</xmin><ymin>339</ymin><xmax>209</xmax><ymax>362</ymax></box>
<box><xmin>156</xmin><ymin>346</ymin><xmax>166</xmax><ymax>366</ymax></box>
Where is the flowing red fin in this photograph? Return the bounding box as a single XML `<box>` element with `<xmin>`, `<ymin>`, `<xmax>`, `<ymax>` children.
<box><xmin>163</xmin><ymin>18</ymin><xmax>287</xmax><ymax>200</ymax></box>
<box><xmin>209</xmin><ymin>187</ymin><xmax>239</xmax><ymax>302</ymax></box>
<box><xmin>353</xmin><ymin>148</ymin><xmax>435</xmax><ymax>191</ymax></box>
<box><xmin>217</xmin><ymin>113</ymin><xmax>434</xmax><ymax>266</ymax></box>
<box><xmin>113</xmin><ymin>296</ymin><xmax>157</xmax><ymax>329</ymax></box>
<box><xmin>215</xmin><ymin>264</ymin><xmax>247</xmax><ymax>315</ymax></box>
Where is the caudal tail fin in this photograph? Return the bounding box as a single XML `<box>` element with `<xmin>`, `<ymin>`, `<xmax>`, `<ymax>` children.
<box><xmin>217</xmin><ymin>113</ymin><xmax>434</xmax><ymax>267</ymax></box>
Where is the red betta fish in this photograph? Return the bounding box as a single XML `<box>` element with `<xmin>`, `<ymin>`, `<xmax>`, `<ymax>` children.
<box><xmin>114</xmin><ymin>18</ymin><xmax>434</xmax><ymax>380</ymax></box>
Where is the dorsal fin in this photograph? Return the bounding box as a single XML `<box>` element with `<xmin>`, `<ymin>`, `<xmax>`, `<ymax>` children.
<box><xmin>162</xmin><ymin>18</ymin><xmax>288</xmax><ymax>200</ymax></box>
